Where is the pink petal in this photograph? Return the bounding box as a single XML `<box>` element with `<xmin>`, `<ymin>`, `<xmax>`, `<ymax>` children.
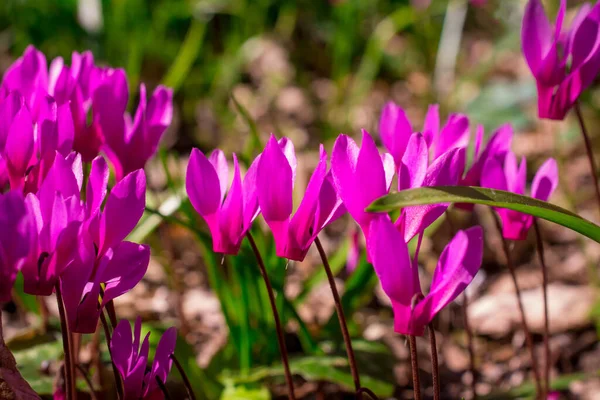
<box><xmin>433</xmin><ymin>114</ymin><xmax>470</xmax><ymax>159</ymax></box>
<box><xmin>257</xmin><ymin>135</ymin><xmax>293</xmax><ymax>223</ymax></box>
<box><xmin>186</xmin><ymin>148</ymin><xmax>222</xmax><ymax>218</ymax></box>
<box><xmin>398</xmin><ymin>133</ymin><xmax>428</xmax><ymax>191</ymax></box>
<box><xmin>101</xmin><ymin>241</ymin><xmax>150</xmax><ymax>305</ymax></box>
<box><xmin>521</xmin><ymin>0</ymin><xmax>554</xmax><ymax>75</ymax></box>
<box><xmin>5</xmin><ymin>107</ymin><xmax>34</xmax><ymax>187</ymax></box>
<box><xmin>209</xmin><ymin>149</ymin><xmax>229</xmax><ymax>205</ymax></box>
<box><xmin>218</xmin><ymin>154</ymin><xmax>245</xmax><ymax>254</ymax></box>
<box><xmin>531</xmin><ymin>158</ymin><xmax>558</xmax><ymax>202</ymax></box>
<box><xmin>86</xmin><ymin>156</ymin><xmax>109</xmax><ymax>218</ymax></box>
<box><xmin>378</xmin><ymin>102</ymin><xmax>412</xmax><ymax>165</ymax></box>
<box><xmin>422</xmin><ymin>104</ymin><xmax>439</xmax><ymax>147</ymax></box>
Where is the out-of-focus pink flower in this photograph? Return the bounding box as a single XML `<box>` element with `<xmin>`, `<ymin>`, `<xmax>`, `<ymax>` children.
<box><xmin>110</xmin><ymin>318</ymin><xmax>177</xmax><ymax>400</ymax></box>
<box><xmin>186</xmin><ymin>148</ymin><xmax>260</xmax><ymax>255</ymax></box>
<box><xmin>522</xmin><ymin>0</ymin><xmax>600</xmax><ymax>120</ymax></box>
<box><xmin>0</xmin><ymin>191</ymin><xmax>33</xmax><ymax>301</ymax></box>
<box><xmin>99</xmin><ymin>80</ymin><xmax>173</xmax><ymax>181</ymax></box>
<box><xmin>369</xmin><ymin>216</ymin><xmax>483</xmax><ymax>336</ymax></box>
<box><xmin>61</xmin><ymin>161</ymin><xmax>149</xmax><ymax>333</ymax></box>
<box><xmin>481</xmin><ymin>153</ymin><xmax>559</xmax><ymax>240</ymax></box>
<box><xmin>256</xmin><ymin>135</ymin><xmax>344</xmax><ymax>261</ymax></box>
<box><xmin>331</xmin><ymin>131</ymin><xmax>394</xmax><ymax>244</ymax></box>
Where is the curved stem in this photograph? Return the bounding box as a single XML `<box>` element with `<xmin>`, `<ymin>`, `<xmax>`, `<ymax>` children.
<box><xmin>170</xmin><ymin>354</ymin><xmax>197</xmax><ymax>400</ymax></box>
<box><xmin>105</xmin><ymin>300</ymin><xmax>118</xmax><ymax>329</ymax></box>
<box><xmin>156</xmin><ymin>376</ymin><xmax>173</xmax><ymax>400</ymax></box>
<box><xmin>246</xmin><ymin>232</ymin><xmax>296</xmax><ymax>400</ymax></box>
<box><xmin>75</xmin><ymin>364</ymin><xmax>99</xmax><ymax>400</ymax></box>
<box><xmin>408</xmin><ymin>335</ymin><xmax>421</xmax><ymax>400</ymax></box>
<box><xmin>533</xmin><ymin>219</ymin><xmax>550</xmax><ymax>398</ymax></box>
<box><xmin>574</xmin><ymin>102</ymin><xmax>600</xmax><ymax>216</ymax></box>
<box><xmin>55</xmin><ymin>283</ymin><xmax>76</xmax><ymax>400</ymax></box>
<box><xmin>314</xmin><ymin>237</ymin><xmax>361</xmax><ymax>395</ymax></box>
<box><xmin>100</xmin><ymin>311</ymin><xmax>123</xmax><ymax>400</ymax></box>
<box><xmin>462</xmin><ymin>293</ymin><xmax>477</xmax><ymax>399</ymax></box>
<box><xmin>427</xmin><ymin>325</ymin><xmax>440</xmax><ymax>400</ymax></box>
<box><xmin>492</xmin><ymin>212</ymin><xmax>542</xmax><ymax>397</ymax></box>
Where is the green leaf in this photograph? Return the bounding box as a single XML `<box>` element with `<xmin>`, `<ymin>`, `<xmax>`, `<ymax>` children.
<box><xmin>221</xmin><ymin>384</ymin><xmax>271</xmax><ymax>400</ymax></box>
<box><xmin>368</xmin><ymin>186</ymin><xmax>600</xmax><ymax>243</ymax></box>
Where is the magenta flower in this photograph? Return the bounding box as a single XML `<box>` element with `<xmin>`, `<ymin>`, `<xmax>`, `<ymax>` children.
<box><xmin>97</xmin><ymin>73</ymin><xmax>173</xmax><ymax>181</ymax></box>
<box><xmin>522</xmin><ymin>0</ymin><xmax>600</xmax><ymax>120</ymax></box>
<box><xmin>60</xmin><ymin>159</ymin><xmax>149</xmax><ymax>333</ymax></box>
<box><xmin>378</xmin><ymin>102</ymin><xmax>469</xmax><ymax>168</ymax></box>
<box><xmin>110</xmin><ymin>318</ymin><xmax>177</xmax><ymax>400</ymax></box>
<box><xmin>398</xmin><ymin>132</ymin><xmax>466</xmax><ymax>241</ymax></box>
<box><xmin>186</xmin><ymin>148</ymin><xmax>260</xmax><ymax>255</ymax></box>
<box><xmin>256</xmin><ymin>135</ymin><xmax>344</xmax><ymax>261</ymax></box>
<box><xmin>0</xmin><ymin>191</ymin><xmax>33</xmax><ymax>301</ymax></box>
<box><xmin>21</xmin><ymin>153</ymin><xmax>85</xmax><ymax>296</ymax></box>
<box><xmin>331</xmin><ymin>130</ymin><xmax>394</xmax><ymax>242</ymax></box>
<box><xmin>481</xmin><ymin>153</ymin><xmax>559</xmax><ymax>240</ymax></box>
<box><xmin>369</xmin><ymin>216</ymin><xmax>483</xmax><ymax>336</ymax></box>
<box><xmin>1</xmin><ymin>46</ymin><xmax>48</xmax><ymax>111</ymax></box>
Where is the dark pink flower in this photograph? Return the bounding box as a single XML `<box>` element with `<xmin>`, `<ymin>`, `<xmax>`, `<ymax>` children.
<box><xmin>110</xmin><ymin>318</ymin><xmax>177</xmax><ymax>400</ymax></box>
<box><xmin>0</xmin><ymin>191</ymin><xmax>33</xmax><ymax>301</ymax></box>
<box><xmin>369</xmin><ymin>216</ymin><xmax>483</xmax><ymax>336</ymax></box>
<box><xmin>331</xmin><ymin>131</ymin><xmax>394</xmax><ymax>243</ymax></box>
<box><xmin>60</xmin><ymin>160</ymin><xmax>149</xmax><ymax>333</ymax></box>
<box><xmin>481</xmin><ymin>153</ymin><xmax>558</xmax><ymax>240</ymax></box>
<box><xmin>186</xmin><ymin>148</ymin><xmax>260</xmax><ymax>255</ymax></box>
<box><xmin>256</xmin><ymin>135</ymin><xmax>344</xmax><ymax>261</ymax></box>
<box><xmin>98</xmin><ymin>77</ymin><xmax>173</xmax><ymax>181</ymax></box>
<box><xmin>522</xmin><ymin>0</ymin><xmax>600</xmax><ymax>120</ymax></box>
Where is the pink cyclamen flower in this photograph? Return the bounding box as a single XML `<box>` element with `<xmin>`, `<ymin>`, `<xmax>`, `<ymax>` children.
<box><xmin>397</xmin><ymin>132</ymin><xmax>466</xmax><ymax>241</ymax></box>
<box><xmin>0</xmin><ymin>191</ymin><xmax>33</xmax><ymax>301</ymax></box>
<box><xmin>110</xmin><ymin>318</ymin><xmax>177</xmax><ymax>400</ymax></box>
<box><xmin>257</xmin><ymin>135</ymin><xmax>344</xmax><ymax>261</ymax></box>
<box><xmin>481</xmin><ymin>152</ymin><xmax>559</xmax><ymax>240</ymax></box>
<box><xmin>331</xmin><ymin>130</ymin><xmax>394</xmax><ymax>242</ymax></box>
<box><xmin>378</xmin><ymin>102</ymin><xmax>469</xmax><ymax>168</ymax></box>
<box><xmin>369</xmin><ymin>216</ymin><xmax>483</xmax><ymax>336</ymax></box>
<box><xmin>522</xmin><ymin>0</ymin><xmax>600</xmax><ymax>120</ymax></box>
<box><xmin>186</xmin><ymin>148</ymin><xmax>260</xmax><ymax>255</ymax></box>
<box><xmin>60</xmin><ymin>159</ymin><xmax>149</xmax><ymax>333</ymax></box>
<box><xmin>21</xmin><ymin>153</ymin><xmax>85</xmax><ymax>296</ymax></box>
<box><xmin>97</xmin><ymin>73</ymin><xmax>173</xmax><ymax>181</ymax></box>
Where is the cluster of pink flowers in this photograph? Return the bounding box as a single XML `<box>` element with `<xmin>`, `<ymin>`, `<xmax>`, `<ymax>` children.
<box><xmin>0</xmin><ymin>46</ymin><xmax>176</xmax><ymax>399</ymax></box>
<box><xmin>187</xmin><ymin>99</ymin><xmax>559</xmax><ymax>337</ymax></box>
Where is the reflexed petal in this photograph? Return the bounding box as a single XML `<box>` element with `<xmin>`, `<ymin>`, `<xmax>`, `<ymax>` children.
<box><xmin>219</xmin><ymin>154</ymin><xmax>244</xmax><ymax>253</ymax></box>
<box><xmin>399</xmin><ymin>133</ymin><xmax>428</xmax><ymax>191</ymax></box>
<box><xmin>146</xmin><ymin>327</ymin><xmax>177</xmax><ymax>394</ymax></box>
<box><xmin>86</xmin><ymin>156</ymin><xmax>109</xmax><ymax>217</ymax></box>
<box><xmin>101</xmin><ymin>241</ymin><xmax>150</xmax><ymax>304</ymax></box>
<box><xmin>209</xmin><ymin>149</ymin><xmax>228</xmax><ymax>205</ymax></box>
<box><xmin>378</xmin><ymin>102</ymin><xmax>412</xmax><ymax>165</ymax></box>
<box><xmin>100</xmin><ymin>170</ymin><xmax>146</xmax><ymax>253</ymax></box>
<box><xmin>531</xmin><ymin>158</ymin><xmax>558</xmax><ymax>202</ymax></box>
<box><xmin>422</xmin><ymin>104</ymin><xmax>439</xmax><ymax>147</ymax></box>
<box><xmin>5</xmin><ymin>107</ymin><xmax>34</xmax><ymax>184</ymax></box>
<box><xmin>434</xmin><ymin>114</ymin><xmax>469</xmax><ymax>159</ymax></box>
<box><xmin>187</xmin><ymin>149</ymin><xmax>222</xmax><ymax>220</ymax></box>
<box><xmin>522</xmin><ymin>0</ymin><xmax>554</xmax><ymax>74</ymax></box>
<box><xmin>257</xmin><ymin>135</ymin><xmax>293</xmax><ymax>222</ymax></box>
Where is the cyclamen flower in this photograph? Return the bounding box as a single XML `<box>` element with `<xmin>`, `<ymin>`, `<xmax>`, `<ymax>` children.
<box><xmin>369</xmin><ymin>216</ymin><xmax>483</xmax><ymax>336</ymax></box>
<box><xmin>522</xmin><ymin>0</ymin><xmax>600</xmax><ymax>120</ymax></box>
<box><xmin>21</xmin><ymin>153</ymin><xmax>85</xmax><ymax>296</ymax></box>
<box><xmin>331</xmin><ymin>131</ymin><xmax>394</xmax><ymax>242</ymax></box>
<box><xmin>379</xmin><ymin>102</ymin><xmax>469</xmax><ymax>168</ymax></box>
<box><xmin>97</xmin><ymin>75</ymin><xmax>173</xmax><ymax>181</ymax></box>
<box><xmin>397</xmin><ymin>132</ymin><xmax>466</xmax><ymax>241</ymax></box>
<box><xmin>0</xmin><ymin>191</ymin><xmax>33</xmax><ymax>301</ymax></box>
<box><xmin>60</xmin><ymin>159</ymin><xmax>149</xmax><ymax>333</ymax></box>
<box><xmin>110</xmin><ymin>318</ymin><xmax>177</xmax><ymax>400</ymax></box>
<box><xmin>186</xmin><ymin>148</ymin><xmax>259</xmax><ymax>255</ymax></box>
<box><xmin>256</xmin><ymin>135</ymin><xmax>344</xmax><ymax>261</ymax></box>
<box><xmin>481</xmin><ymin>152</ymin><xmax>558</xmax><ymax>240</ymax></box>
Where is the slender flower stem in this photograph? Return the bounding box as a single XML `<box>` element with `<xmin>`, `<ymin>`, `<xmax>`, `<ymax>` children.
<box><xmin>427</xmin><ymin>324</ymin><xmax>440</xmax><ymax>400</ymax></box>
<box><xmin>445</xmin><ymin>210</ymin><xmax>478</xmax><ymax>398</ymax></box>
<box><xmin>357</xmin><ymin>387</ymin><xmax>380</xmax><ymax>400</ymax></box>
<box><xmin>100</xmin><ymin>311</ymin><xmax>123</xmax><ymax>400</ymax></box>
<box><xmin>314</xmin><ymin>237</ymin><xmax>361</xmax><ymax>395</ymax></box>
<box><xmin>408</xmin><ymin>335</ymin><xmax>421</xmax><ymax>400</ymax></box>
<box><xmin>156</xmin><ymin>376</ymin><xmax>173</xmax><ymax>400</ymax></box>
<box><xmin>55</xmin><ymin>283</ymin><xmax>76</xmax><ymax>400</ymax></box>
<box><xmin>75</xmin><ymin>364</ymin><xmax>99</xmax><ymax>400</ymax></box>
<box><xmin>533</xmin><ymin>219</ymin><xmax>550</xmax><ymax>398</ymax></box>
<box><xmin>246</xmin><ymin>232</ymin><xmax>296</xmax><ymax>400</ymax></box>
<box><xmin>491</xmin><ymin>212</ymin><xmax>542</xmax><ymax>397</ymax></box>
<box><xmin>574</xmin><ymin>102</ymin><xmax>600</xmax><ymax>216</ymax></box>
<box><xmin>105</xmin><ymin>300</ymin><xmax>118</xmax><ymax>329</ymax></box>
<box><xmin>170</xmin><ymin>354</ymin><xmax>196</xmax><ymax>400</ymax></box>
<box><xmin>462</xmin><ymin>293</ymin><xmax>477</xmax><ymax>399</ymax></box>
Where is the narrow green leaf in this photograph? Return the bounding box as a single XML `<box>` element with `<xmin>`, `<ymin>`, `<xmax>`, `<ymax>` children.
<box><xmin>162</xmin><ymin>19</ymin><xmax>207</xmax><ymax>92</ymax></box>
<box><xmin>368</xmin><ymin>186</ymin><xmax>600</xmax><ymax>243</ymax></box>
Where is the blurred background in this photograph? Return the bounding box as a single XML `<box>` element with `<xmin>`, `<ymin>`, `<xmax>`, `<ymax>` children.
<box><xmin>2</xmin><ymin>0</ymin><xmax>600</xmax><ymax>399</ymax></box>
